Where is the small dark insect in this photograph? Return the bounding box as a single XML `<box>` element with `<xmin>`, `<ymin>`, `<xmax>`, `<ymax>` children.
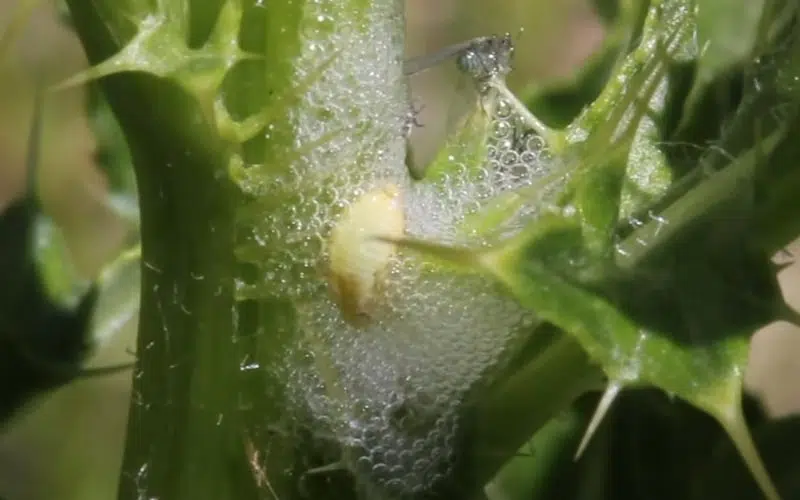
<box><xmin>402</xmin><ymin>34</ymin><xmax>517</xmax><ymax>179</ymax></box>
<box><xmin>403</xmin><ymin>34</ymin><xmax>514</xmax><ymax>84</ymax></box>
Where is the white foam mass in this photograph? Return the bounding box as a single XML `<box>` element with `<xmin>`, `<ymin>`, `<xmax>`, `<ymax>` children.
<box><xmin>234</xmin><ymin>2</ymin><xmax>556</xmax><ymax>498</ymax></box>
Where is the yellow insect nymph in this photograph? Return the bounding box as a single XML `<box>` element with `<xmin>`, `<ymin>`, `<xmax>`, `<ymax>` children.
<box><xmin>326</xmin><ymin>184</ymin><xmax>405</xmax><ymax>326</ymax></box>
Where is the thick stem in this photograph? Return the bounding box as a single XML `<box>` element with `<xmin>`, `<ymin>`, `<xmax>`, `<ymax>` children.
<box><xmin>122</xmin><ymin>124</ymin><xmax>247</xmax><ymax>500</ymax></box>
<box><xmin>466</xmin><ymin>333</ymin><xmax>604</xmax><ymax>489</ymax></box>
<box><xmin>103</xmin><ymin>76</ymin><xmax>255</xmax><ymax>499</ymax></box>
<box><xmin>64</xmin><ymin>3</ymin><xmax>256</xmax><ymax>497</ymax></box>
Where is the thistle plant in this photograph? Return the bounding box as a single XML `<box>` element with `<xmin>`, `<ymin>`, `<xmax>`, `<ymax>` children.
<box><xmin>3</xmin><ymin>0</ymin><xmax>800</xmax><ymax>499</ymax></box>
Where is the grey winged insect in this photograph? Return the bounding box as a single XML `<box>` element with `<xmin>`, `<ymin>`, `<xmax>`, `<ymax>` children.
<box><xmin>401</xmin><ymin>34</ymin><xmax>516</xmax><ymax>179</ymax></box>
<box><xmin>403</xmin><ymin>34</ymin><xmax>514</xmax><ymax>82</ymax></box>
<box><xmin>402</xmin><ymin>34</ymin><xmax>551</xmax><ymax>180</ymax></box>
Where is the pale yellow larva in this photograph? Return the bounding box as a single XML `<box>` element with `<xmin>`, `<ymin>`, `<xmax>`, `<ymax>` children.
<box><xmin>326</xmin><ymin>184</ymin><xmax>405</xmax><ymax>326</ymax></box>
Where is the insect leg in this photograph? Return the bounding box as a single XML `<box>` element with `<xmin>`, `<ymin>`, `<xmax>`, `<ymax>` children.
<box><xmin>403</xmin><ymin>99</ymin><xmax>427</xmax><ymax>180</ymax></box>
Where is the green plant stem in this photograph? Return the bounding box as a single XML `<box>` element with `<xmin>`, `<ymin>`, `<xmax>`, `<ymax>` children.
<box><xmin>64</xmin><ymin>3</ymin><xmax>259</xmax><ymax>498</ymax></box>
<box><xmin>118</xmin><ymin>107</ymin><xmax>253</xmax><ymax>500</ymax></box>
<box><xmin>467</xmin><ymin>333</ymin><xmax>604</xmax><ymax>490</ymax></box>
<box><xmin>106</xmin><ymin>78</ymin><xmax>253</xmax><ymax>500</ymax></box>
<box><xmin>484</xmin><ymin>399</ymin><xmax>587</xmax><ymax>500</ymax></box>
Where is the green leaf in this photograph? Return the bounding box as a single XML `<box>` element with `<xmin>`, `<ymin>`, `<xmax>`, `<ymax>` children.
<box><xmin>0</xmin><ymin>197</ymin><xmax>99</xmax><ymax>426</ymax></box>
<box><xmin>393</xmin><ymin>130</ymin><xmax>787</xmax><ymax>500</ymax></box>
<box><xmin>86</xmin><ymin>82</ymin><xmax>138</xmax><ymax>200</ymax></box>
<box><xmin>387</xmin><ymin>2</ymin><xmax>798</xmax><ymax>497</ymax></box>
<box><xmin>484</xmin><ymin>397</ymin><xmax>587</xmax><ymax>500</ymax></box>
<box><xmin>591</xmin><ymin>0</ymin><xmax>622</xmax><ymax>26</ymax></box>
<box><xmin>466</xmin><ymin>329</ymin><xmax>603</xmax><ymax>490</ymax></box>
<box><xmin>58</xmin><ymin>0</ymin><xmax>800</xmax><ymax>499</ymax></box>
<box><xmin>696</xmin><ymin>0</ymin><xmax>767</xmax><ymax>83</ymax></box>
<box><xmin>32</xmin><ymin>215</ymin><xmax>90</xmax><ymax>308</ymax></box>
<box><xmin>90</xmin><ymin>244</ymin><xmax>141</xmax><ymax>347</ymax></box>
<box><xmin>679</xmin><ymin>0</ymin><xmax>767</xmax><ymax>135</ymax></box>
<box><xmin>422</xmin><ymin>96</ymin><xmax>493</xmax><ymax>184</ymax></box>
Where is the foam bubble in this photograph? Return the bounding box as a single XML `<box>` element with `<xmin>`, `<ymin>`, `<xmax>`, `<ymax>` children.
<box><xmin>232</xmin><ymin>6</ymin><xmax>557</xmax><ymax>497</ymax></box>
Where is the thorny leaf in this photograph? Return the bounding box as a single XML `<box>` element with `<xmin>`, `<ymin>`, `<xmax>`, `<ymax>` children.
<box><xmin>389</xmin><ymin>1</ymin><xmax>800</xmax><ymax>498</ymax></box>
<box><xmin>699</xmin><ymin>414</ymin><xmax>800</xmax><ymax>499</ymax></box>
<box><xmin>486</xmin><ymin>389</ymin><xmax>772</xmax><ymax>500</ymax></box>
<box><xmin>58</xmin><ymin>0</ymin><xmax>800</xmax><ymax>499</ymax></box>
<box><xmin>392</xmin><ymin>129</ymin><xmax>785</xmax><ymax>500</ymax></box>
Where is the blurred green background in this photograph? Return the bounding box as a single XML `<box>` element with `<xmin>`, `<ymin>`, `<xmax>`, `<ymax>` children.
<box><xmin>0</xmin><ymin>1</ymin><xmax>797</xmax><ymax>499</ymax></box>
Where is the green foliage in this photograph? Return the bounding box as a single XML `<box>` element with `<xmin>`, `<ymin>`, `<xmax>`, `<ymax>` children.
<box><xmin>388</xmin><ymin>0</ymin><xmax>800</xmax><ymax>499</ymax></box>
<box><xmin>0</xmin><ymin>86</ymin><xmax>99</xmax><ymax>425</ymax></box>
<box><xmin>1</xmin><ymin>0</ymin><xmax>798</xmax><ymax>499</ymax></box>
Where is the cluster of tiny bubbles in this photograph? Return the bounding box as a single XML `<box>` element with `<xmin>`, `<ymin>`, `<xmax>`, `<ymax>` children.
<box><xmin>234</xmin><ymin>6</ymin><xmax>563</xmax><ymax>498</ymax></box>
<box><xmin>280</xmin><ymin>88</ymin><xmax>551</xmax><ymax>495</ymax></box>
<box><xmin>234</xmin><ymin>0</ymin><xmax>409</xmax><ymax>303</ymax></box>
<box><xmin>404</xmin><ymin>92</ymin><xmax>556</xmax><ymax>246</ymax></box>
<box><xmin>284</xmin><ymin>260</ymin><xmax>537</xmax><ymax>498</ymax></box>
<box><xmin>278</xmin><ymin>85</ymin><xmax>554</xmax><ymax>500</ymax></box>
<box><xmin>268</xmin><ymin>115</ymin><xmax>553</xmax><ymax>498</ymax></box>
